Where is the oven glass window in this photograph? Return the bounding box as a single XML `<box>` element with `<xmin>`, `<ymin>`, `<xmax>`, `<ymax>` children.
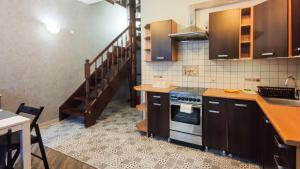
<box><xmin>171</xmin><ymin>105</ymin><xmax>200</xmax><ymax>125</ymax></box>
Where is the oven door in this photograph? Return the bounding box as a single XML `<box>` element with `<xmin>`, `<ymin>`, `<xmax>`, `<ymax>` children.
<box><xmin>170</xmin><ymin>102</ymin><xmax>202</xmax><ymax>136</ymax></box>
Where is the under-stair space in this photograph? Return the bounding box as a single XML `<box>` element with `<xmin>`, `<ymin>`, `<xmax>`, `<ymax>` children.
<box><xmin>59</xmin><ymin>27</ymin><xmax>133</xmax><ymax>127</ymax></box>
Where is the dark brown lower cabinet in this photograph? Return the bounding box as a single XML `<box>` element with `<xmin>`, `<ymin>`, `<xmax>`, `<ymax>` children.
<box><xmin>260</xmin><ymin>113</ymin><xmax>296</xmax><ymax>169</ymax></box>
<box><xmin>203</xmin><ymin>97</ymin><xmax>227</xmax><ymax>151</ymax></box>
<box><xmin>228</xmin><ymin>100</ymin><xmax>259</xmax><ymax>160</ymax></box>
<box><xmin>203</xmin><ymin>97</ymin><xmax>296</xmax><ymax>168</ymax></box>
<box><xmin>147</xmin><ymin>92</ymin><xmax>169</xmax><ymax>138</ymax></box>
<box><xmin>203</xmin><ymin>97</ymin><xmax>258</xmax><ymax>158</ymax></box>
<box><xmin>260</xmin><ymin>115</ymin><xmax>277</xmax><ymax>169</ymax></box>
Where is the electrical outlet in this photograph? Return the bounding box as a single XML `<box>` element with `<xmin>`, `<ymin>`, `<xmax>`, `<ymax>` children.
<box><xmin>245</xmin><ymin>78</ymin><xmax>261</xmax><ymax>82</ymax></box>
<box><xmin>153</xmin><ymin>75</ymin><xmax>163</xmax><ymax>79</ymax></box>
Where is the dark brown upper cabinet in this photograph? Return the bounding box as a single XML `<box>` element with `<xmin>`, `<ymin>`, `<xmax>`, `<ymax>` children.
<box><xmin>209</xmin><ymin>9</ymin><xmax>240</xmax><ymax>60</ymax></box>
<box><xmin>253</xmin><ymin>0</ymin><xmax>288</xmax><ymax>59</ymax></box>
<box><xmin>292</xmin><ymin>0</ymin><xmax>300</xmax><ymax>56</ymax></box>
<box><xmin>144</xmin><ymin>20</ymin><xmax>177</xmax><ymax>62</ymax></box>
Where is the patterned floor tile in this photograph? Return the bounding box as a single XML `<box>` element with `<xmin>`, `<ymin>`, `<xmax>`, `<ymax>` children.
<box><xmin>41</xmin><ymin>101</ymin><xmax>259</xmax><ymax>169</ymax></box>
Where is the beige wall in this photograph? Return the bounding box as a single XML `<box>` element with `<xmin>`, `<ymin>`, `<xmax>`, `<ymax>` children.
<box><xmin>141</xmin><ymin>0</ymin><xmax>300</xmax><ymax>90</ymax></box>
<box><xmin>0</xmin><ymin>0</ymin><xmax>127</xmax><ymax>122</ymax></box>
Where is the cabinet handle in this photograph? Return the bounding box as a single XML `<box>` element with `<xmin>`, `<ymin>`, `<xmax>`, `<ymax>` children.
<box><xmin>153</xmin><ymin>95</ymin><xmax>161</xmax><ymax>99</ymax></box>
<box><xmin>234</xmin><ymin>104</ymin><xmax>247</xmax><ymax>107</ymax></box>
<box><xmin>265</xmin><ymin>119</ymin><xmax>270</xmax><ymax>124</ymax></box>
<box><xmin>218</xmin><ymin>54</ymin><xmax>228</xmax><ymax>58</ymax></box>
<box><xmin>273</xmin><ymin>155</ymin><xmax>288</xmax><ymax>169</ymax></box>
<box><xmin>261</xmin><ymin>52</ymin><xmax>275</xmax><ymax>56</ymax></box>
<box><xmin>153</xmin><ymin>103</ymin><xmax>161</xmax><ymax>106</ymax></box>
<box><xmin>274</xmin><ymin>135</ymin><xmax>289</xmax><ymax>149</ymax></box>
<box><xmin>156</xmin><ymin>56</ymin><xmax>165</xmax><ymax>60</ymax></box>
<box><xmin>209</xmin><ymin>101</ymin><xmax>219</xmax><ymax>105</ymax></box>
<box><xmin>209</xmin><ymin>110</ymin><xmax>220</xmax><ymax>114</ymax></box>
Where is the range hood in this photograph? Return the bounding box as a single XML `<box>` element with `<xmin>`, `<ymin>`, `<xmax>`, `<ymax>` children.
<box><xmin>169</xmin><ymin>26</ymin><xmax>209</xmax><ymax>41</ymax></box>
<box><xmin>169</xmin><ymin>0</ymin><xmax>252</xmax><ymax>41</ymax></box>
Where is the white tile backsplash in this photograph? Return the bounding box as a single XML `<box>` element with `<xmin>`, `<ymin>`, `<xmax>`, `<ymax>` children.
<box><xmin>142</xmin><ymin>41</ymin><xmax>300</xmax><ymax>90</ymax></box>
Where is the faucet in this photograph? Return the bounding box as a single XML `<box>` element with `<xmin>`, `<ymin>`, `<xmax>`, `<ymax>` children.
<box><xmin>285</xmin><ymin>75</ymin><xmax>299</xmax><ymax>99</ymax></box>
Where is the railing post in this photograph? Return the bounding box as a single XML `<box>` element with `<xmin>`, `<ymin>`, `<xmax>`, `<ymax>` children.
<box><xmin>129</xmin><ymin>0</ymin><xmax>137</xmax><ymax>107</ymax></box>
<box><xmin>95</xmin><ymin>60</ymin><xmax>98</xmax><ymax>95</ymax></box>
<box><xmin>101</xmin><ymin>55</ymin><xmax>104</xmax><ymax>89</ymax></box>
<box><xmin>84</xmin><ymin>59</ymin><xmax>90</xmax><ymax>113</ymax></box>
<box><xmin>117</xmin><ymin>40</ymin><xmax>119</xmax><ymax>71</ymax></box>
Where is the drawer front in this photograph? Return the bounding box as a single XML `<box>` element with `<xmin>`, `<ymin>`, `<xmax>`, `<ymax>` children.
<box><xmin>203</xmin><ymin>97</ymin><xmax>226</xmax><ymax>110</ymax></box>
<box><xmin>273</xmin><ymin>134</ymin><xmax>296</xmax><ymax>169</ymax></box>
<box><xmin>147</xmin><ymin>92</ymin><xmax>167</xmax><ymax>104</ymax></box>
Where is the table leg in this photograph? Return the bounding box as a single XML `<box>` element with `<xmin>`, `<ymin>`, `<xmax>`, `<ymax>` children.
<box><xmin>20</xmin><ymin>122</ymin><xmax>31</xmax><ymax>169</ymax></box>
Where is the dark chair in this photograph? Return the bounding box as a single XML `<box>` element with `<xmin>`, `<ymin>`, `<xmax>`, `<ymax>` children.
<box><xmin>0</xmin><ymin>103</ymin><xmax>49</xmax><ymax>169</ymax></box>
<box><xmin>0</xmin><ymin>129</ymin><xmax>12</xmax><ymax>169</ymax></box>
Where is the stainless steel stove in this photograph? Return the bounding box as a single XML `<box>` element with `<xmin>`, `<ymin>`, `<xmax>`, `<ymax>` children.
<box><xmin>169</xmin><ymin>87</ymin><xmax>206</xmax><ymax>146</ymax></box>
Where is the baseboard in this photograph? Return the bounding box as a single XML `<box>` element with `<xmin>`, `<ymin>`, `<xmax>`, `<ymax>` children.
<box><xmin>40</xmin><ymin>118</ymin><xmax>60</xmax><ymax>128</ymax></box>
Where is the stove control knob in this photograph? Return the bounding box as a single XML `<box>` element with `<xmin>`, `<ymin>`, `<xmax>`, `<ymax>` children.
<box><xmin>193</xmin><ymin>98</ymin><xmax>197</xmax><ymax>102</ymax></box>
<box><xmin>184</xmin><ymin>97</ymin><xmax>188</xmax><ymax>101</ymax></box>
<box><xmin>197</xmin><ymin>99</ymin><xmax>201</xmax><ymax>102</ymax></box>
<box><xmin>189</xmin><ymin>98</ymin><xmax>193</xmax><ymax>101</ymax></box>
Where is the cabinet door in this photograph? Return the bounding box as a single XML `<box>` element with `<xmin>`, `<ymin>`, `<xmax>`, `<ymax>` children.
<box><xmin>151</xmin><ymin>20</ymin><xmax>173</xmax><ymax>61</ymax></box>
<box><xmin>261</xmin><ymin>116</ymin><xmax>277</xmax><ymax>169</ymax></box>
<box><xmin>209</xmin><ymin>9</ymin><xmax>240</xmax><ymax>59</ymax></box>
<box><xmin>228</xmin><ymin>100</ymin><xmax>259</xmax><ymax>160</ymax></box>
<box><xmin>292</xmin><ymin>0</ymin><xmax>300</xmax><ymax>56</ymax></box>
<box><xmin>253</xmin><ymin>0</ymin><xmax>288</xmax><ymax>58</ymax></box>
<box><xmin>147</xmin><ymin>92</ymin><xmax>170</xmax><ymax>138</ymax></box>
<box><xmin>203</xmin><ymin>97</ymin><xmax>227</xmax><ymax>150</ymax></box>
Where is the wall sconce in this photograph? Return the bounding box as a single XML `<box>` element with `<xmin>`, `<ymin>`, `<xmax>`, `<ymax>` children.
<box><xmin>45</xmin><ymin>22</ymin><xmax>60</xmax><ymax>34</ymax></box>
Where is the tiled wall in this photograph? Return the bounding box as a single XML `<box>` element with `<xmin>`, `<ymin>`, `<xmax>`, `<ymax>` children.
<box><xmin>142</xmin><ymin>41</ymin><xmax>300</xmax><ymax>90</ymax></box>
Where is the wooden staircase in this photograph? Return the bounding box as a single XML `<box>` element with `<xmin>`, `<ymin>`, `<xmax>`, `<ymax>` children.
<box><xmin>107</xmin><ymin>0</ymin><xmax>141</xmax><ymax>49</ymax></box>
<box><xmin>59</xmin><ymin>26</ymin><xmax>133</xmax><ymax>127</ymax></box>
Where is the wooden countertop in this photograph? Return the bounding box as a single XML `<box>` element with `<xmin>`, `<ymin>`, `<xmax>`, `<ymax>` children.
<box><xmin>204</xmin><ymin>88</ymin><xmax>300</xmax><ymax>147</ymax></box>
<box><xmin>134</xmin><ymin>84</ymin><xmax>177</xmax><ymax>93</ymax></box>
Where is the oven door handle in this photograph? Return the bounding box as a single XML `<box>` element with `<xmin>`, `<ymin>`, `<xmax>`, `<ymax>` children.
<box><xmin>170</xmin><ymin>103</ymin><xmax>202</xmax><ymax>108</ymax></box>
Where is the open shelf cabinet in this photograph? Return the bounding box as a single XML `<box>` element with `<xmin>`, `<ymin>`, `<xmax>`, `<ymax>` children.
<box><xmin>240</xmin><ymin>7</ymin><xmax>253</xmax><ymax>59</ymax></box>
<box><xmin>144</xmin><ymin>24</ymin><xmax>152</xmax><ymax>62</ymax></box>
<box><xmin>135</xmin><ymin>91</ymin><xmax>148</xmax><ymax>133</ymax></box>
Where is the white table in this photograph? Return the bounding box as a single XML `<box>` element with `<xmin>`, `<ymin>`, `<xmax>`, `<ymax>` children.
<box><xmin>0</xmin><ymin>110</ymin><xmax>31</xmax><ymax>169</ymax></box>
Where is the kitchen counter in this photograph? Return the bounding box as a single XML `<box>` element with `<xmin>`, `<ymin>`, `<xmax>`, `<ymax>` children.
<box><xmin>134</xmin><ymin>84</ymin><xmax>177</xmax><ymax>93</ymax></box>
<box><xmin>204</xmin><ymin>88</ymin><xmax>300</xmax><ymax>147</ymax></box>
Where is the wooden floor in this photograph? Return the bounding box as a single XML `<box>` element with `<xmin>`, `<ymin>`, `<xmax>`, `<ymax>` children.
<box><xmin>15</xmin><ymin>145</ymin><xmax>96</xmax><ymax>169</ymax></box>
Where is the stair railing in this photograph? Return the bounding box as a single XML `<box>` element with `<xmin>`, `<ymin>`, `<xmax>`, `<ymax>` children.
<box><xmin>84</xmin><ymin>25</ymin><xmax>131</xmax><ymax>114</ymax></box>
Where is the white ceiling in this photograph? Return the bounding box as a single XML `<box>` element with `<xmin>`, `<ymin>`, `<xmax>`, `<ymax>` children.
<box><xmin>77</xmin><ymin>0</ymin><xmax>104</xmax><ymax>4</ymax></box>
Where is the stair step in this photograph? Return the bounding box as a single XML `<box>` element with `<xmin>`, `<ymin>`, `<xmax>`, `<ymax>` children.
<box><xmin>62</xmin><ymin>108</ymin><xmax>85</xmax><ymax>116</ymax></box>
<box><xmin>73</xmin><ymin>89</ymin><xmax>100</xmax><ymax>102</ymax></box>
<box><xmin>90</xmin><ymin>82</ymin><xmax>107</xmax><ymax>90</ymax></box>
<box><xmin>73</xmin><ymin>96</ymin><xmax>86</xmax><ymax>102</ymax></box>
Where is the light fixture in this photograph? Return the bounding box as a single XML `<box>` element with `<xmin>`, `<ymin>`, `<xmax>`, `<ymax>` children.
<box><xmin>45</xmin><ymin>22</ymin><xmax>60</xmax><ymax>34</ymax></box>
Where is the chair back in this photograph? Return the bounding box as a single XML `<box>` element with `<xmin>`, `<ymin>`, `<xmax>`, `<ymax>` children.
<box><xmin>16</xmin><ymin>103</ymin><xmax>44</xmax><ymax>131</ymax></box>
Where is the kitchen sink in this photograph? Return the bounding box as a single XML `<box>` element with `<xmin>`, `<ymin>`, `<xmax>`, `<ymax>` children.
<box><xmin>263</xmin><ymin>97</ymin><xmax>300</xmax><ymax>107</ymax></box>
